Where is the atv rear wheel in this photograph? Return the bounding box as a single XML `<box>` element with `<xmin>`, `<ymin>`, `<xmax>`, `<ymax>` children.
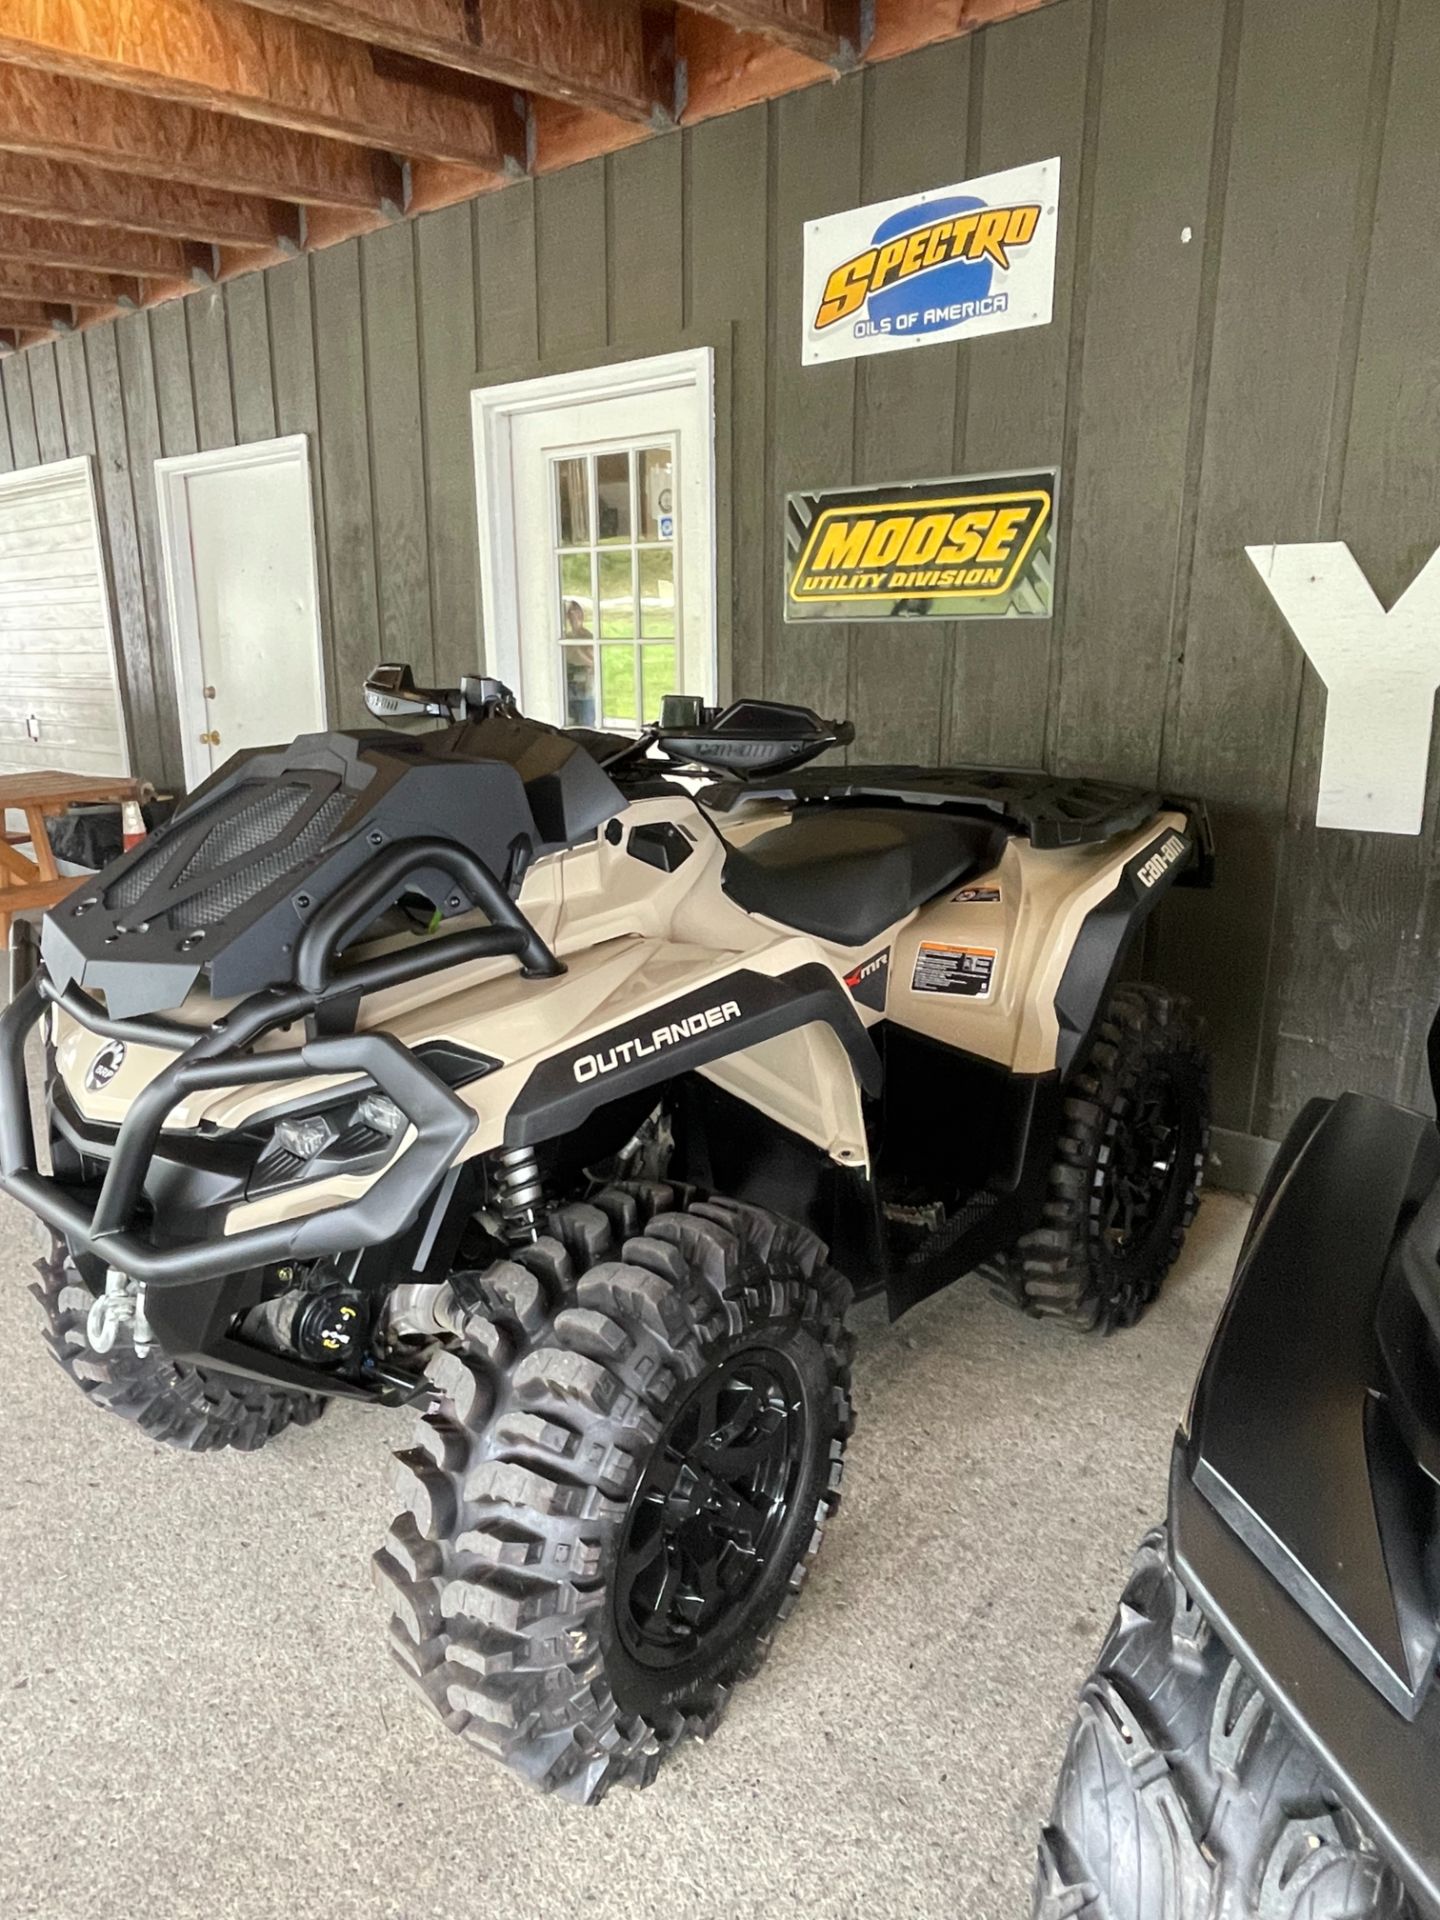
<box><xmin>1035</xmin><ymin>1527</ymin><xmax>1415</xmax><ymax>1919</ymax></box>
<box><xmin>373</xmin><ymin>1185</ymin><xmax>853</xmax><ymax>1803</ymax></box>
<box><xmin>32</xmin><ymin>1237</ymin><xmax>326</xmax><ymax>1452</ymax></box>
<box><xmin>988</xmin><ymin>983</ymin><xmax>1208</xmax><ymax>1332</ymax></box>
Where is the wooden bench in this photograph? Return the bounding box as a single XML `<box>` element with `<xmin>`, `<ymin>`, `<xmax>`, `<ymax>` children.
<box><xmin>0</xmin><ymin>770</ymin><xmax>144</xmax><ymax>949</ymax></box>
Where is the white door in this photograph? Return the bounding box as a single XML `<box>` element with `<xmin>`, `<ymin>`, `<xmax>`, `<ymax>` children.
<box><xmin>0</xmin><ymin>456</ymin><xmax>128</xmax><ymax>777</ymax></box>
<box><xmin>473</xmin><ymin>351</ymin><xmax>716</xmax><ymax>729</ymax></box>
<box><xmin>155</xmin><ymin>436</ymin><xmax>326</xmax><ymax>790</ymax></box>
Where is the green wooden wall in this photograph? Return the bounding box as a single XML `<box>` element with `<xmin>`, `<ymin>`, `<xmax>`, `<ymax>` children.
<box><xmin>0</xmin><ymin>0</ymin><xmax>1437</xmax><ymax>1148</ymax></box>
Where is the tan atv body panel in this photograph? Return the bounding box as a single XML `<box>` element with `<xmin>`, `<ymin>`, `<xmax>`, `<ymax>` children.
<box><xmin>52</xmin><ymin>792</ymin><xmax>1189</xmax><ymax>1240</ymax></box>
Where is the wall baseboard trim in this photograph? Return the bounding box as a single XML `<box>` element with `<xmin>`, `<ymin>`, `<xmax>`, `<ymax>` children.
<box><xmin>1208</xmin><ymin>1126</ymin><xmax>1278</xmax><ymax>1196</ymax></box>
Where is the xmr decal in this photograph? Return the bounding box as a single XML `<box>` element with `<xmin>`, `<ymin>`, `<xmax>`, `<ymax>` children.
<box><xmin>786</xmin><ymin>471</ymin><xmax>1056</xmax><ymax>623</ymax></box>
<box><xmin>843</xmin><ymin>948</ymin><xmax>890</xmax><ymax>1013</ymax></box>
<box><xmin>802</xmin><ymin>159</ymin><xmax>1059</xmax><ymax>366</ymax></box>
<box><xmin>952</xmin><ymin>885</ymin><xmax>1001</xmax><ymax>905</ymax></box>
<box><xmin>911</xmin><ymin>943</ymin><xmax>997</xmax><ymax>999</ymax></box>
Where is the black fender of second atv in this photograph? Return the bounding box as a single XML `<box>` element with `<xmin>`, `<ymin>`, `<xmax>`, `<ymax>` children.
<box><xmin>1171</xmin><ymin>1089</ymin><xmax>1440</xmax><ymax>1915</ymax></box>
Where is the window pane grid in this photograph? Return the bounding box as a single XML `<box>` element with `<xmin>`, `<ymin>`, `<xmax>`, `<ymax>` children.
<box><xmin>552</xmin><ymin>442</ymin><xmax>677</xmax><ymax>729</ymax></box>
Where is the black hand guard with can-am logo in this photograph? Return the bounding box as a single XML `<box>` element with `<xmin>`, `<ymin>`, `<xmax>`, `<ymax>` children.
<box><xmin>1</xmin><ymin>662</ymin><xmax>1212</xmax><ymax>1801</ymax></box>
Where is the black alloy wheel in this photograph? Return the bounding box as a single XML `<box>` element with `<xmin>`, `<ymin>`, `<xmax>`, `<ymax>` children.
<box><xmin>987</xmin><ymin>983</ymin><xmax>1210</xmax><ymax>1332</ymax></box>
<box><xmin>1097</xmin><ymin>1068</ymin><xmax>1189</xmax><ymax>1268</ymax></box>
<box><xmin>375</xmin><ymin>1185</ymin><xmax>853</xmax><ymax>1803</ymax></box>
<box><xmin>615</xmin><ymin>1349</ymin><xmax>809</xmax><ymax>1671</ymax></box>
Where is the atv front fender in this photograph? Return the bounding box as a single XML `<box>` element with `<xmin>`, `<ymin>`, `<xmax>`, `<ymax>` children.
<box><xmin>1171</xmin><ymin>1090</ymin><xmax>1440</xmax><ymax>1914</ymax></box>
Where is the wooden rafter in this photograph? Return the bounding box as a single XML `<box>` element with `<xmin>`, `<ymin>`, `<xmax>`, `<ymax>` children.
<box><xmin>0</xmin><ymin>152</ymin><xmax>302</xmax><ymax>251</ymax></box>
<box><xmin>681</xmin><ymin>0</ymin><xmax>864</xmax><ymax>66</ymax></box>
<box><xmin>0</xmin><ymin>213</ymin><xmax>211</xmax><ymax>282</ymax></box>
<box><xmin>0</xmin><ymin>296</ymin><xmax>75</xmax><ymax>333</ymax></box>
<box><xmin>0</xmin><ymin>68</ymin><xmax>403</xmax><ymax>212</ymax></box>
<box><xmin>237</xmin><ymin>0</ymin><xmax>675</xmax><ymax>124</ymax></box>
<box><xmin>0</xmin><ymin>0</ymin><xmax>526</xmax><ymax>171</ymax></box>
<box><xmin>0</xmin><ymin>261</ymin><xmax>139</xmax><ymax>309</ymax></box>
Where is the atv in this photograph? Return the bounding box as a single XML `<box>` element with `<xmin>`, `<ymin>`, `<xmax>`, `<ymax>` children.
<box><xmin>1035</xmin><ymin>1087</ymin><xmax>1440</xmax><ymax>1918</ymax></box>
<box><xmin>0</xmin><ymin>667</ymin><xmax>1211</xmax><ymax>1802</ymax></box>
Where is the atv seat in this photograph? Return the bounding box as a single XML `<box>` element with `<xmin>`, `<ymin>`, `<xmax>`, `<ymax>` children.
<box><xmin>722</xmin><ymin>806</ymin><xmax>1006</xmax><ymax>947</ymax></box>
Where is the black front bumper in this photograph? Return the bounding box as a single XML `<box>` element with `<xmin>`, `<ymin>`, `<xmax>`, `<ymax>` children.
<box><xmin>0</xmin><ymin>971</ymin><xmax>477</xmax><ymax>1285</ymax></box>
<box><xmin>1173</xmin><ymin>1090</ymin><xmax>1440</xmax><ymax>1916</ymax></box>
<box><xmin>0</xmin><ymin>835</ymin><xmax>570</xmax><ymax>1286</ymax></box>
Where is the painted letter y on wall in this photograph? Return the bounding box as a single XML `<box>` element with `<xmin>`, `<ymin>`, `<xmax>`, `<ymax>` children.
<box><xmin>1248</xmin><ymin>542</ymin><xmax>1440</xmax><ymax>835</ymax></box>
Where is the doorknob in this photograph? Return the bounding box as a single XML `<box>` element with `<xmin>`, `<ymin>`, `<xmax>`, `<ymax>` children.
<box><xmin>203</xmin><ymin>685</ymin><xmax>217</xmax><ymax>700</ymax></box>
<box><xmin>199</xmin><ymin>730</ymin><xmax>221</xmax><ymax>746</ymax></box>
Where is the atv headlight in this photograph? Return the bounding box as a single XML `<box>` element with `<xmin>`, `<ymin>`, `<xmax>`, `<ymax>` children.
<box><xmin>250</xmin><ymin>1090</ymin><xmax>405</xmax><ymax>1197</ymax></box>
<box><xmin>354</xmin><ymin>1091</ymin><xmax>404</xmax><ymax>1138</ymax></box>
<box><xmin>245</xmin><ymin>1043</ymin><xmax>495</xmax><ymax>1199</ymax></box>
<box><xmin>274</xmin><ymin>1113</ymin><xmax>338</xmax><ymax>1161</ymax></box>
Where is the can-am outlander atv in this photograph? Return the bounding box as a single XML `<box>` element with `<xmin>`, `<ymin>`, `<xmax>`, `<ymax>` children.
<box><xmin>1035</xmin><ymin>1086</ymin><xmax>1440</xmax><ymax>1918</ymax></box>
<box><xmin>0</xmin><ymin>668</ymin><xmax>1211</xmax><ymax>1802</ymax></box>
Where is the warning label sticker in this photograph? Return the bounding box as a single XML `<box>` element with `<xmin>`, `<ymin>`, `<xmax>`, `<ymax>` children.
<box><xmin>951</xmin><ymin>885</ymin><xmax>1001</xmax><ymax>905</ymax></box>
<box><xmin>911</xmin><ymin>942</ymin><xmax>997</xmax><ymax>998</ymax></box>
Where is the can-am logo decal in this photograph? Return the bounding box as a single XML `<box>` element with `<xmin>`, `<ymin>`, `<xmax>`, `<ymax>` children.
<box><xmin>572</xmin><ymin>1001</ymin><xmax>742</xmax><ymax>1083</ymax></box>
<box><xmin>85</xmin><ymin>1039</ymin><xmax>127</xmax><ymax>1091</ymax></box>
<box><xmin>1134</xmin><ymin>834</ymin><xmax>1188</xmax><ymax>890</ymax></box>
<box><xmin>802</xmin><ymin>159</ymin><xmax>1059</xmax><ymax>366</ymax></box>
<box><xmin>786</xmin><ymin>471</ymin><xmax>1056</xmax><ymax>622</ymax></box>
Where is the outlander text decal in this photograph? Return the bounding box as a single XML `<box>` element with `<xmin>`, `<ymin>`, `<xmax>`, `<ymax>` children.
<box><xmin>573</xmin><ymin>1001</ymin><xmax>743</xmax><ymax>1083</ymax></box>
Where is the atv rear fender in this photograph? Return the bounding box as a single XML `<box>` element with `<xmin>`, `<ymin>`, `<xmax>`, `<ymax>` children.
<box><xmin>1171</xmin><ymin>1090</ymin><xmax>1440</xmax><ymax>1912</ymax></box>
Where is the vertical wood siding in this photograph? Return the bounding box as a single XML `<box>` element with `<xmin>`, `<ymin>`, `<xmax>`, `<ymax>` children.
<box><xmin>0</xmin><ymin>0</ymin><xmax>1434</xmax><ymax>1143</ymax></box>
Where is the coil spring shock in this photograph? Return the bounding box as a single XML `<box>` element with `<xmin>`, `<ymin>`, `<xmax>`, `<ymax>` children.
<box><xmin>490</xmin><ymin>1145</ymin><xmax>546</xmax><ymax>1245</ymax></box>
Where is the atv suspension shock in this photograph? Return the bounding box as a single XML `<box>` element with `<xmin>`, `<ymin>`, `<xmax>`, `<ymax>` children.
<box><xmin>490</xmin><ymin>1145</ymin><xmax>546</xmax><ymax>1245</ymax></box>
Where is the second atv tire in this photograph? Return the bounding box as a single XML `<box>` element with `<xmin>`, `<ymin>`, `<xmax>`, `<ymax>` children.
<box><xmin>33</xmin><ymin>1236</ymin><xmax>326</xmax><ymax>1452</ymax></box>
<box><xmin>988</xmin><ymin>982</ymin><xmax>1209</xmax><ymax>1332</ymax></box>
<box><xmin>1035</xmin><ymin>1528</ymin><xmax>1415</xmax><ymax>1919</ymax></box>
<box><xmin>374</xmin><ymin>1185</ymin><xmax>853</xmax><ymax>1803</ymax></box>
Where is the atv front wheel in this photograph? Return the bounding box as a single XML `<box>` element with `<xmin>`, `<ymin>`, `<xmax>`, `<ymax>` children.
<box><xmin>989</xmin><ymin>982</ymin><xmax>1209</xmax><ymax>1332</ymax></box>
<box><xmin>1035</xmin><ymin>1528</ymin><xmax>1415</xmax><ymax>1919</ymax></box>
<box><xmin>33</xmin><ymin>1237</ymin><xmax>326</xmax><ymax>1452</ymax></box>
<box><xmin>374</xmin><ymin>1185</ymin><xmax>853</xmax><ymax>1803</ymax></box>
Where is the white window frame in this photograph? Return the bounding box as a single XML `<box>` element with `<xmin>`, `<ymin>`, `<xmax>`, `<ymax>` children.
<box><xmin>0</xmin><ymin>454</ymin><xmax>131</xmax><ymax>775</ymax></box>
<box><xmin>471</xmin><ymin>349</ymin><xmax>717</xmax><ymax>707</ymax></box>
<box><xmin>154</xmin><ymin>435</ymin><xmax>325</xmax><ymax>791</ymax></box>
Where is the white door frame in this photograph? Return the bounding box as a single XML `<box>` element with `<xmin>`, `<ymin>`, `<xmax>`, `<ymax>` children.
<box><xmin>154</xmin><ymin>435</ymin><xmax>326</xmax><ymax>791</ymax></box>
<box><xmin>0</xmin><ymin>453</ymin><xmax>131</xmax><ymax>774</ymax></box>
<box><xmin>471</xmin><ymin>348</ymin><xmax>717</xmax><ymax>706</ymax></box>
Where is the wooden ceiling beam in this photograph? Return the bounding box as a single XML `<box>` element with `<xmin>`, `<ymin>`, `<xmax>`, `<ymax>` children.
<box><xmin>237</xmin><ymin>0</ymin><xmax>674</xmax><ymax>124</ymax></box>
<box><xmin>0</xmin><ymin>214</ymin><xmax>211</xmax><ymax>282</ymax></box>
<box><xmin>679</xmin><ymin>0</ymin><xmax>864</xmax><ymax>66</ymax></box>
<box><xmin>0</xmin><ymin>0</ymin><xmax>526</xmax><ymax>171</ymax></box>
<box><xmin>0</xmin><ymin>262</ymin><xmax>140</xmax><ymax>309</ymax></box>
<box><xmin>0</xmin><ymin>68</ymin><xmax>404</xmax><ymax>212</ymax></box>
<box><xmin>0</xmin><ymin>152</ymin><xmax>302</xmax><ymax>251</ymax></box>
<box><xmin>0</xmin><ymin>297</ymin><xmax>76</xmax><ymax>333</ymax></box>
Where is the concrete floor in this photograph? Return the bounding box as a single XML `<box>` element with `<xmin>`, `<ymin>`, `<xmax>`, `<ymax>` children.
<box><xmin>0</xmin><ymin>1190</ymin><xmax>1248</xmax><ymax>1920</ymax></box>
